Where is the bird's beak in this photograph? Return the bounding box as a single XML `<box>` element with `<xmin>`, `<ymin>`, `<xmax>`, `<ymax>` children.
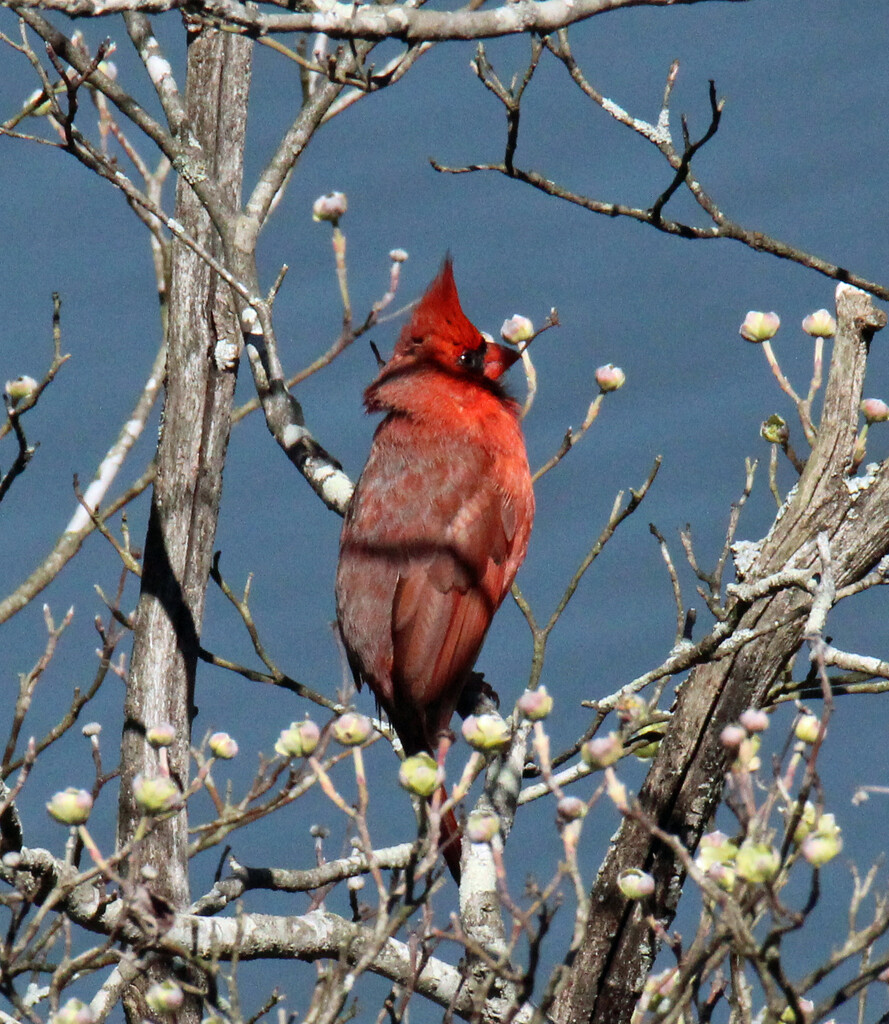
<box><xmin>483</xmin><ymin>342</ymin><xmax>521</xmax><ymax>381</ymax></box>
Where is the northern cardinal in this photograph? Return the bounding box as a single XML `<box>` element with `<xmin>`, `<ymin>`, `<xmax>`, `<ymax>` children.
<box><xmin>335</xmin><ymin>258</ymin><xmax>534</xmax><ymax>881</ymax></box>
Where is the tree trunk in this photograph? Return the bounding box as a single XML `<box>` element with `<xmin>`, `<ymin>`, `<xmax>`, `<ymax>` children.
<box><xmin>117</xmin><ymin>25</ymin><xmax>252</xmax><ymax>1023</ymax></box>
<box><xmin>552</xmin><ymin>286</ymin><xmax>888</xmax><ymax>1024</ymax></box>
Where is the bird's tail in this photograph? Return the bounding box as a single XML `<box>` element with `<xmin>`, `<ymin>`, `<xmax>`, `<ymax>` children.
<box><xmin>435</xmin><ymin>785</ymin><xmax>462</xmax><ymax>883</ymax></box>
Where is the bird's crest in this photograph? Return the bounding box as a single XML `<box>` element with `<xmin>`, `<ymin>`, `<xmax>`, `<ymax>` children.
<box><xmin>393</xmin><ymin>256</ymin><xmax>482</xmax><ymax>361</ymax></box>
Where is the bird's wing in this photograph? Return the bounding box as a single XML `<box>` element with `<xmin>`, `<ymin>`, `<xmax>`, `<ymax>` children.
<box><xmin>336</xmin><ymin>416</ymin><xmax>532</xmax><ymax>752</ymax></box>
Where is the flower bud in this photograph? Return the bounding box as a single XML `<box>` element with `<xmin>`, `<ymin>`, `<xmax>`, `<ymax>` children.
<box><xmin>388</xmin><ymin>248</ymin><xmax>408</xmax><ymax>263</ymax></box>
<box><xmin>618</xmin><ymin>867</ymin><xmax>655</xmax><ymax>899</ymax></box>
<box><xmin>500</xmin><ymin>315</ymin><xmax>534</xmax><ymax>345</ymax></box>
<box><xmin>466</xmin><ymin>810</ymin><xmax>500</xmax><ymax>843</ymax></box>
<box><xmin>581</xmin><ymin>732</ymin><xmax>624</xmax><ymax>768</ymax></box>
<box><xmin>720</xmin><ymin>724</ymin><xmax>746</xmax><ymax>750</ymax></box>
<box><xmin>801</xmin><ymin>827</ymin><xmax>842</xmax><ymax>867</ymax></box>
<box><xmin>97</xmin><ymin>60</ymin><xmax>118</xmax><ymax>81</ymax></box>
<box><xmin>801</xmin><ymin>309</ymin><xmax>836</xmax><ymax>338</ymax></box>
<box><xmin>332</xmin><ymin>712</ymin><xmax>373</xmax><ymax>746</ymax></box>
<box><xmin>312</xmin><ymin>191</ymin><xmax>347</xmax><ymax>223</ymax></box>
<box><xmin>462</xmin><ymin>713</ymin><xmax>511</xmax><ymax>751</ymax></box>
<box><xmin>5</xmin><ymin>375</ymin><xmax>38</xmax><ymax>404</ymax></box>
<box><xmin>706</xmin><ymin>861</ymin><xmax>737</xmax><ymax>891</ymax></box>
<box><xmin>791</xmin><ymin>801</ymin><xmax>820</xmax><ymax>844</ymax></box>
<box><xmin>46</xmin><ymin>788</ymin><xmax>93</xmax><ymax>826</ymax></box>
<box><xmin>517</xmin><ymin>686</ymin><xmax>553</xmax><ymax>721</ymax></box>
<box><xmin>734</xmin><ymin>735</ymin><xmax>761</xmax><ymax>772</ymax></box>
<box><xmin>735</xmin><ymin>839</ymin><xmax>780</xmax><ymax>883</ymax></box>
<box><xmin>208</xmin><ymin>732</ymin><xmax>238</xmax><ymax>759</ymax></box>
<box><xmin>398</xmin><ymin>752</ymin><xmax>439</xmax><ymax>798</ymax></box>
<box><xmin>761</xmin><ymin>414</ymin><xmax>789</xmax><ymax>445</ymax></box>
<box><xmin>557</xmin><ymin>796</ymin><xmax>587</xmax><ymax>821</ymax></box>
<box><xmin>860</xmin><ymin>398</ymin><xmax>889</xmax><ymax>423</ymax></box>
<box><xmin>794</xmin><ymin>714</ymin><xmax>821</xmax><ymax>744</ymax></box>
<box><xmin>739</xmin><ymin>311</ymin><xmax>780</xmax><ymax>343</ymax></box>
<box><xmin>739</xmin><ymin>708</ymin><xmax>769</xmax><ymax>733</ymax></box>
<box><xmin>276</xmin><ymin>719</ymin><xmax>320</xmax><ymax>758</ymax></box>
<box><xmin>605</xmin><ymin>772</ymin><xmax>629</xmax><ymax>811</ymax></box>
<box><xmin>696</xmin><ymin>830</ymin><xmax>738</xmax><ymax>871</ymax></box>
<box><xmin>595</xmin><ymin>363</ymin><xmax>626</xmax><ymax>392</ymax></box>
<box><xmin>798</xmin><ymin>812</ymin><xmax>842</xmax><ymax>866</ymax></box>
<box><xmin>51</xmin><ymin>999</ymin><xmax>95</xmax><ymax>1024</ymax></box>
<box><xmin>133</xmin><ymin>773</ymin><xmax>181</xmax><ymax>814</ymax></box>
<box><xmin>82</xmin><ymin>722</ymin><xmax>102</xmax><ymax>738</ymax></box>
<box><xmin>146</xmin><ymin>723</ymin><xmax>176</xmax><ymax>748</ymax></box>
<box><xmin>145</xmin><ymin>980</ymin><xmax>184</xmax><ymax>1014</ymax></box>
<box><xmin>615</xmin><ymin>693</ymin><xmax>647</xmax><ymax>727</ymax></box>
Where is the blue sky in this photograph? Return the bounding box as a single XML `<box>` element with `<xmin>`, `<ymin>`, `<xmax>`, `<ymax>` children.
<box><xmin>2</xmin><ymin>0</ymin><xmax>889</xmax><ymax>1013</ymax></box>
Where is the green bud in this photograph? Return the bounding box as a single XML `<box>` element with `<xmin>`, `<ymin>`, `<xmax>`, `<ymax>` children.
<box><xmin>46</xmin><ymin>788</ymin><xmax>93</xmax><ymax>826</ymax></box>
<box><xmin>398</xmin><ymin>752</ymin><xmax>439</xmax><ymax>798</ymax></box>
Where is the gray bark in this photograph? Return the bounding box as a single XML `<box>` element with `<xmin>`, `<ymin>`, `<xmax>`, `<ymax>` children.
<box><xmin>116</xmin><ymin>24</ymin><xmax>252</xmax><ymax>1022</ymax></box>
<box><xmin>552</xmin><ymin>286</ymin><xmax>888</xmax><ymax>1024</ymax></box>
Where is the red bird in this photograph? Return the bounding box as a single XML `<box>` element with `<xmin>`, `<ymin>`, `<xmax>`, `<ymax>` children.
<box><xmin>335</xmin><ymin>258</ymin><xmax>534</xmax><ymax>881</ymax></box>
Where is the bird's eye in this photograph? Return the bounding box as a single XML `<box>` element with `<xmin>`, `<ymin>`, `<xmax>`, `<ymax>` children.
<box><xmin>458</xmin><ymin>344</ymin><xmax>486</xmax><ymax>374</ymax></box>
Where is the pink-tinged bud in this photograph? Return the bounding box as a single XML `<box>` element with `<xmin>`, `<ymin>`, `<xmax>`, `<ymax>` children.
<box><xmin>332</xmin><ymin>712</ymin><xmax>373</xmax><ymax>746</ymax></box>
<box><xmin>801</xmin><ymin>827</ymin><xmax>842</xmax><ymax>867</ymax></box>
<box><xmin>517</xmin><ymin>686</ymin><xmax>553</xmax><ymax>721</ymax></box>
<box><xmin>801</xmin><ymin>309</ymin><xmax>836</xmax><ymax>338</ymax></box>
<box><xmin>388</xmin><ymin>248</ymin><xmax>408</xmax><ymax>263</ymax></box>
<box><xmin>51</xmin><ymin>999</ymin><xmax>96</xmax><ymax>1024</ymax></box>
<box><xmin>605</xmin><ymin>772</ymin><xmax>628</xmax><ymax>811</ymax></box>
<box><xmin>595</xmin><ymin>363</ymin><xmax>626</xmax><ymax>392</ymax></box>
<box><xmin>735</xmin><ymin>840</ymin><xmax>780</xmax><ymax>883</ymax></box>
<box><xmin>706</xmin><ymin>862</ymin><xmax>737</xmax><ymax>891</ymax></box>
<box><xmin>639</xmin><ymin>968</ymin><xmax>679</xmax><ymax>1014</ymax></box>
<box><xmin>739</xmin><ymin>311</ymin><xmax>781</xmax><ymax>343</ymax></box>
<box><xmin>398</xmin><ymin>752</ymin><xmax>439</xmax><ymax>798</ymax></box>
<box><xmin>761</xmin><ymin>414</ymin><xmax>789</xmax><ymax>445</ymax></box>
<box><xmin>734</xmin><ymin>735</ymin><xmax>761</xmax><ymax>772</ymax></box>
<box><xmin>133</xmin><ymin>773</ymin><xmax>181</xmax><ymax>814</ymax></box>
<box><xmin>581</xmin><ymin>732</ymin><xmax>624</xmax><ymax>768</ymax></box>
<box><xmin>145</xmin><ymin>980</ymin><xmax>184</xmax><ymax>1014</ymax></box>
<box><xmin>209</xmin><ymin>732</ymin><xmax>238</xmax><ymax>759</ymax></box>
<box><xmin>46</xmin><ymin>788</ymin><xmax>93</xmax><ymax>826</ymax></box>
<box><xmin>794</xmin><ymin>714</ymin><xmax>821</xmax><ymax>744</ymax></box>
<box><xmin>739</xmin><ymin>708</ymin><xmax>770</xmax><ymax>733</ymax></box>
<box><xmin>5</xmin><ymin>375</ymin><xmax>38</xmax><ymax>404</ymax></box>
<box><xmin>462</xmin><ymin>713</ymin><xmax>511</xmax><ymax>751</ymax></box>
<box><xmin>275</xmin><ymin>719</ymin><xmax>320</xmax><ymax>758</ymax></box>
<box><xmin>146</xmin><ymin>723</ymin><xmax>176</xmax><ymax>748</ymax></box>
<box><xmin>720</xmin><ymin>724</ymin><xmax>746</xmax><ymax>750</ymax></box>
<box><xmin>557</xmin><ymin>796</ymin><xmax>587</xmax><ymax>821</ymax></box>
<box><xmin>466</xmin><ymin>810</ymin><xmax>500</xmax><ymax>843</ymax></box>
<box><xmin>618</xmin><ymin>867</ymin><xmax>655</xmax><ymax>899</ymax></box>
<box><xmin>696</xmin><ymin>830</ymin><xmax>738</xmax><ymax>871</ymax></box>
<box><xmin>860</xmin><ymin>398</ymin><xmax>889</xmax><ymax>423</ymax></box>
<box><xmin>500</xmin><ymin>315</ymin><xmax>534</xmax><ymax>345</ymax></box>
<box><xmin>312</xmin><ymin>191</ymin><xmax>347</xmax><ymax>223</ymax></box>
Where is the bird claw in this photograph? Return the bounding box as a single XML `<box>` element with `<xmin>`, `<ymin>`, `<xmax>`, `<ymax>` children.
<box><xmin>457</xmin><ymin>671</ymin><xmax>500</xmax><ymax>719</ymax></box>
